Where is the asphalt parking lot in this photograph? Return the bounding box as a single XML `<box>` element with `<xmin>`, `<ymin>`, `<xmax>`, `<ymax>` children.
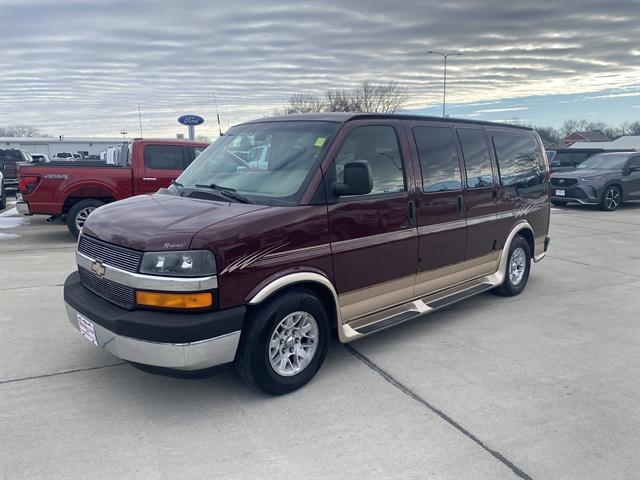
<box><xmin>1</xmin><ymin>195</ymin><xmax>639</xmax><ymax>480</ymax></box>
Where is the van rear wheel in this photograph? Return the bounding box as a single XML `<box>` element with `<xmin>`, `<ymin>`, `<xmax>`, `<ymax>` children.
<box><xmin>67</xmin><ymin>199</ymin><xmax>104</xmax><ymax>238</ymax></box>
<box><xmin>494</xmin><ymin>236</ymin><xmax>531</xmax><ymax>297</ymax></box>
<box><xmin>235</xmin><ymin>288</ymin><xmax>329</xmax><ymax>395</ymax></box>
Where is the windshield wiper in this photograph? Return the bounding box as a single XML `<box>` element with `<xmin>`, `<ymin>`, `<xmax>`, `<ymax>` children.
<box><xmin>171</xmin><ymin>180</ymin><xmax>183</xmax><ymax>188</ymax></box>
<box><xmin>194</xmin><ymin>183</ymin><xmax>253</xmax><ymax>204</ymax></box>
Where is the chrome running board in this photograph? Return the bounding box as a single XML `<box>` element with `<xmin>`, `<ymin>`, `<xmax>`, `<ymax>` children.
<box><xmin>350</xmin><ymin>278</ymin><xmax>495</xmax><ymax>337</ymax></box>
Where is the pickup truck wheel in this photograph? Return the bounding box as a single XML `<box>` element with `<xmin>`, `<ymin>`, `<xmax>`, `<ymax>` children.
<box><xmin>235</xmin><ymin>288</ymin><xmax>329</xmax><ymax>395</ymax></box>
<box><xmin>493</xmin><ymin>236</ymin><xmax>531</xmax><ymax>297</ymax></box>
<box><xmin>67</xmin><ymin>199</ymin><xmax>104</xmax><ymax>238</ymax></box>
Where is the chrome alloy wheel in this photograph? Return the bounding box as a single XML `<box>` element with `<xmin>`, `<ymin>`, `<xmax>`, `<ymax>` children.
<box><xmin>605</xmin><ymin>187</ymin><xmax>621</xmax><ymax>210</ymax></box>
<box><xmin>75</xmin><ymin>206</ymin><xmax>96</xmax><ymax>230</ymax></box>
<box><xmin>509</xmin><ymin>247</ymin><xmax>527</xmax><ymax>286</ymax></box>
<box><xmin>268</xmin><ymin>311</ymin><xmax>318</xmax><ymax>377</ymax></box>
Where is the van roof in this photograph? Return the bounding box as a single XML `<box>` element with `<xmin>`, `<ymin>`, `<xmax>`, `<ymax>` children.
<box><xmin>240</xmin><ymin>112</ymin><xmax>534</xmax><ymax>131</ymax></box>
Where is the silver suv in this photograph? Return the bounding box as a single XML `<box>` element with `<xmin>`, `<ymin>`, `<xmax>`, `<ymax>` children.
<box><xmin>550</xmin><ymin>152</ymin><xmax>640</xmax><ymax>211</ymax></box>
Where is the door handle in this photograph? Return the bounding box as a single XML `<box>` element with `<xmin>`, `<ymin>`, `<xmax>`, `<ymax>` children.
<box><xmin>142</xmin><ymin>177</ymin><xmax>157</xmax><ymax>181</ymax></box>
<box><xmin>407</xmin><ymin>200</ymin><xmax>416</xmax><ymax>227</ymax></box>
<box><xmin>457</xmin><ymin>195</ymin><xmax>465</xmax><ymax>218</ymax></box>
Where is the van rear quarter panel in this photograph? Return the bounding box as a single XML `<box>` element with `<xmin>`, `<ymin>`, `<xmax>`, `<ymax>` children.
<box><xmin>190</xmin><ymin>205</ymin><xmax>333</xmax><ymax>309</ymax></box>
<box><xmin>489</xmin><ymin>128</ymin><xmax>550</xmax><ymax>251</ymax></box>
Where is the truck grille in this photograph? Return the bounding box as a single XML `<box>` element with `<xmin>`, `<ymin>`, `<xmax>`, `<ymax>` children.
<box><xmin>79</xmin><ymin>267</ymin><xmax>136</xmax><ymax>309</ymax></box>
<box><xmin>78</xmin><ymin>235</ymin><xmax>142</xmax><ymax>273</ymax></box>
<box><xmin>551</xmin><ymin>178</ymin><xmax>578</xmax><ymax>187</ymax></box>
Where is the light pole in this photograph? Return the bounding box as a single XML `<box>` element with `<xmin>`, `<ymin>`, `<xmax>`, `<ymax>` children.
<box><xmin>428</xmin><ymin>51</ymin><xmax>462</xmax><ymax>117</ymax></box>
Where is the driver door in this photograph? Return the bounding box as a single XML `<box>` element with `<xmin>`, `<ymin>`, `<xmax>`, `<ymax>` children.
<box><xmin>325</xmin><ymin>120</ymin><xmax>419</xmax><ymax>322</ymax></box>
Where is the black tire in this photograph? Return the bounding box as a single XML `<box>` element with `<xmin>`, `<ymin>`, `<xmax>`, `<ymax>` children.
<box><xmin>66</xmin><ymin>199</ymin><xmax>104</xmax><ymax>238</ymax></box>
<box><xmin>551</xmin><ymin>200</ymin><xmax>568</xmax><ymax>207</ymax></box>
<box><xmin>0</xmin><ymin>188</ymin><xmax>6</xmax><ymax>210</ymax></box>
<box><xmin>235</xmin><ymin>287</ymin><xmax>330</xmax><ymax>395</ymax></box>
<box><xmin>600</xmin><ymin>185</ymin><xmax>622</xmax><ymax>211</ymax></box>
<box><xmin>493</xmin><ymin>235</ymin><xmax>531</xmax><ymax>297</ymax></box>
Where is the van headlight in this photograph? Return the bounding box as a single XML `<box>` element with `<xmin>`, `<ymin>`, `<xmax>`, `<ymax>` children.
<box><xmin>139</xmin><ymin>250</ymin><xmax>216</xmax><ymax>277</ymax></box>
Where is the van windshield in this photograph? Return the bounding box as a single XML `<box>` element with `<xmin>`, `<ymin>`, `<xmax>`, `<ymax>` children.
<box><xmin>176</xmin><ymin>121</ymin><xmax>339</xmax><ymax>206</ymax></box>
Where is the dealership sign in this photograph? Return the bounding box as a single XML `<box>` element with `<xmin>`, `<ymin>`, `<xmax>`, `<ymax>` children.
<box><xmin>178</xmin><ymin>115</ymin><xmax>204</xmax><ymax>126</ymax></box>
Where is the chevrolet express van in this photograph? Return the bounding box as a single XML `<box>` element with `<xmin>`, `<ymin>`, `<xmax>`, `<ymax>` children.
<box><xmin>63</xmin><ymin>113</ymin><xmax>550</xmax><ymax>395</ymax></box>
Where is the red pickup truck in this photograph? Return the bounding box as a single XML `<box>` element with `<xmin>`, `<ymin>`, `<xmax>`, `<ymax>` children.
<box><xmin>17</xmin><ymin>138</ymin><xmax>208</xmax><ymax>237</ymax></box>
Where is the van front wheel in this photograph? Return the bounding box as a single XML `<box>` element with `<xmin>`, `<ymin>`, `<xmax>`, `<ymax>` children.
<box><xmin>235</xmin><ymin>288</ymin><xmax>329</xmax><ymax>395</ymax></box>
<box><xmin>494</xmin><ymin>236</ymin><xmax>531</xmax><ymax>297</ymax></box>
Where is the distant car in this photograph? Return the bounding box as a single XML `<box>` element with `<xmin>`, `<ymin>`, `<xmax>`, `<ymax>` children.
<box><xmin>0</xmin><ymin>148</ymin><xmax>31</xmax><ymax>192</ymax></box>
<box><xmin>0</xmin><ymin>170</ymin><xmax>6</xmax><ymax>209</ymax></box>
<box><xmin>550</xmin><ymin>152</ymin><xmax>640</xmax><ymax>211</ymax></box>
<box><xmin>30</xmin><ymin>153</ymin><xmax>50</xmax><ymax>163</ymax></box>
<box><xmin>54</xmin><ymin>152</ymin><xmax>74</xmax><ymax>160</ymax></box>
<box><xmin>546</xmin><ymin>148</ymin><xmax>632</xmax><ymax>173</ymax></box>
<box><xmin>73</xmin><ymin>153</ymin><xmax>82</xmax><ymax>159</ymax></box>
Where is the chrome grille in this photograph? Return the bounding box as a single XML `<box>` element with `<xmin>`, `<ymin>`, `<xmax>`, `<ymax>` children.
<box><xmin>79</xmin><ymin>267</ymin><xmax>136</xmax><ymax>309</ymax></box>
<box><xmin>78</xmin><ymin>235</ymin><xmax>142</xmax><ymax>273</ymax></box>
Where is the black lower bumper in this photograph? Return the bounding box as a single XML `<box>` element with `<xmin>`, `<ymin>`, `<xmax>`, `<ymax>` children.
<box><xmin>63</xmin><ymin>271</ymin><xmax>245</xmax><ymax>343</ymax></box>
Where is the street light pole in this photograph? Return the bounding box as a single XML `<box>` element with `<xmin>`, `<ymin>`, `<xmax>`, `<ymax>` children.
<box><xmin>428</xmin><ymin>51</ymin><xmax>462</xmax><ymax>117</ymax></box>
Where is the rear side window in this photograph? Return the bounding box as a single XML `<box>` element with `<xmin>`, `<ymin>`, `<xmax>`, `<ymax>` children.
<box><xmin>144</xmin><ymin>145</ymin><xmax>184</xmax><ymax>170</ymax></box>
<box><xmin>334</xmin><ymin>125</ymin><xmax>405</xmax><ymax>195</ymax></box>
<box><xmin>492</xmin><ymin>133</ymin><xmax>544</xmax><ymax>188</ymax></box>
<box><xmin>457</xmin><ymin>128</ymin><xmax>494</xmax><ymax>188</ymax></box>
<box><xmin>413</xmin><ymin>126</ymin><xmax>462</xmax><ymax>192</ymax></box>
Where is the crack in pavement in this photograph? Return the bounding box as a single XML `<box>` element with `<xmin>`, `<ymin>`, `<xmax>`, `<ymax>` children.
<box><xmin>345</xmin><ymin>344</ymin><xmax>534</xmax><ymax>480</ymax></box>
<box><xmin>0</xmin><ymin>362</ymin><xmax>126</xmax><ymax>385</ymax></box>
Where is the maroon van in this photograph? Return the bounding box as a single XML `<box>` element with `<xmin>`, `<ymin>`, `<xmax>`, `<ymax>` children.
<box><xmin>63</xmin><ymin>113</ymin><xmax>550</xmax><ymax>395</ymax></box>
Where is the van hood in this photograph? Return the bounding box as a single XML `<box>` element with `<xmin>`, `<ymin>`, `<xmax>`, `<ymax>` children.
<box><xmin>82</xmin><ymin>193</ymin><xmax>269</xmax><ymax>251</ymax></box>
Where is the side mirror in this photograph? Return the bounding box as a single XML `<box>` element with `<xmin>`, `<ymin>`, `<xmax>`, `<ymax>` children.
<box><xmin>332</xmin><ymin>160</ymin><xmax>373</xmax><ymax>196</ymax></box>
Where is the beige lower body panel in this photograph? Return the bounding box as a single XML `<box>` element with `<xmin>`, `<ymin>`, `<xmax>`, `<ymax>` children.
<box><xmin>339</xmin><ymin>252</ymin><xmax>501</xmax><ymax>324</ymax></box>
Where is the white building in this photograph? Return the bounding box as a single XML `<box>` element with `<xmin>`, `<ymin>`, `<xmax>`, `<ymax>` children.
<box><xmin>568</xmin><ymin>135</ymin><xmax>640</xmax><ymax>151</ymax></box>
<box><xmin>0</xmin><ymin>137</ymin><xmax>130</xmax><ymax>157</ymax></box>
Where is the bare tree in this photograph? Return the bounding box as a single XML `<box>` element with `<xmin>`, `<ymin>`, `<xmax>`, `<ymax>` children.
<box><xmin>0</xmin><ymin>125</ymin><xmax>48</xmax><ymax>137</ymax></box>
<box><xmin>353</xmin><ymin>80</ymin><xmax>409</xmax><ymax>113</ymax></box>
<box><xmin>286</xmin><ymin>93</ymin><xmax>325</xmax><ymax>113</ymax></box>
<box><xmin>325</xmin><ymin>89</ymin><xmax>357</xmax><ymax>112</ymax></box>
<box><xmin>283</xmin><ymin>80</ymin><xmax>409</xmax><ymax>115</ymax></box>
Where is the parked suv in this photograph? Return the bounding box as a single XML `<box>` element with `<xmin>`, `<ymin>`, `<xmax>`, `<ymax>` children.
<box><xmin>63</xmin><ymin>113</ymin><xmax>550</xmax><ymax>394</ymax></box>
<box><xmin>550</xmin><ymin>152</ymin><xmax>640</xmax><ymax>210</ymax></box>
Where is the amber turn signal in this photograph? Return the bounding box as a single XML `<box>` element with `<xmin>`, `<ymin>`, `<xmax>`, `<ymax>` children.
<box><xmin>135</xmin><ymin>291</ymin><xmax>213</xmax><ymax>309</ymax></box>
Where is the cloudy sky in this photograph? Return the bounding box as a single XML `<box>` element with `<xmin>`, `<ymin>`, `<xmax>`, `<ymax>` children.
<box><xmin>1</xmin><ymin>0</ymin><xmax>639</xmax><ymax>138</ymax></box>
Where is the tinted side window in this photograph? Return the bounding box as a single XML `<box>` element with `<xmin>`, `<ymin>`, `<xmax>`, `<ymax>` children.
<box><xmin>335</xmin><ymin>125</ymin><xmax>405</xmax><ymax>195</ymax></box>
<box><xmin>413</xmin><ymin>126</ymin><xmax>462</xmax><ymax>192</ymax></box>
<box><xmin>144</xmin><ymin>145</ymin><xmax>184</xmax><ymax>170</ymax></box>
<box><xmin>492</xmin><ymin>133</ymin><xmax>544</xmax><ymax>188</ymax></box>
<box><xmin>457</xmin><ymin>128</ymin><xmax>493</xmax><ymax>188</ymax></box>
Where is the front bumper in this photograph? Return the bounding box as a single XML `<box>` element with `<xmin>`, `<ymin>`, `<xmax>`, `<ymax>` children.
<box><xmin>16</xmin><ymin>201</ymin><xmax>30</xmax><ymax>215</ymax></box>
<box><xmin>550</xmin><ymin>184</ymin><xmax>599</xmax><ymax>204</ymax></box>
<box><xmin>64</xmin><ymin>271</ymin><xmax>245</xmax><ymax>370</ymax></box>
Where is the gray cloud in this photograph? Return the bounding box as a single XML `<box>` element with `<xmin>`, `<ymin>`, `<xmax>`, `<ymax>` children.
<box><xmin>1</xmin><ymin>0</ymin><xmax>639</xmax><ymax>136</ymax></box>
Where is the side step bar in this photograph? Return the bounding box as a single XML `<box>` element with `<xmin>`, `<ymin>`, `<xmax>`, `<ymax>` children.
<box><xmin>351</xmin><ymin>279</ymin><xmax>495</xmax><ymax>336</ymax></box>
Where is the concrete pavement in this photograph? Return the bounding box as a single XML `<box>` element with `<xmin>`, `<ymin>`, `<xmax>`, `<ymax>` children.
<box><xmin>1</xmin><ymin>197</ymin><xmax>639</xmax><ymax>479</ymax></box>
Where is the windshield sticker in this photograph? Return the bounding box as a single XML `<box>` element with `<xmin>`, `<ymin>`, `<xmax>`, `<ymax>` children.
<box><xmin>314</xmin><ymin>137</ymin><xmax>327</xmax><ymax>148</ymax></box>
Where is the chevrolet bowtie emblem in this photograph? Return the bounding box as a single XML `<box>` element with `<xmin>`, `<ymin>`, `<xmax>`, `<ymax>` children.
<box><xmin>91</xmin><ymin>260</ymin><xmax>106</xmax><ymax>277</ymax></box>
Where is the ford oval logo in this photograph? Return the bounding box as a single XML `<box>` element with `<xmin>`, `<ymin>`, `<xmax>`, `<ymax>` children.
<box><xmin>178</xmin><ymin>115</ymin><xmax>204</xmax><ymax>126</ymax></box>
